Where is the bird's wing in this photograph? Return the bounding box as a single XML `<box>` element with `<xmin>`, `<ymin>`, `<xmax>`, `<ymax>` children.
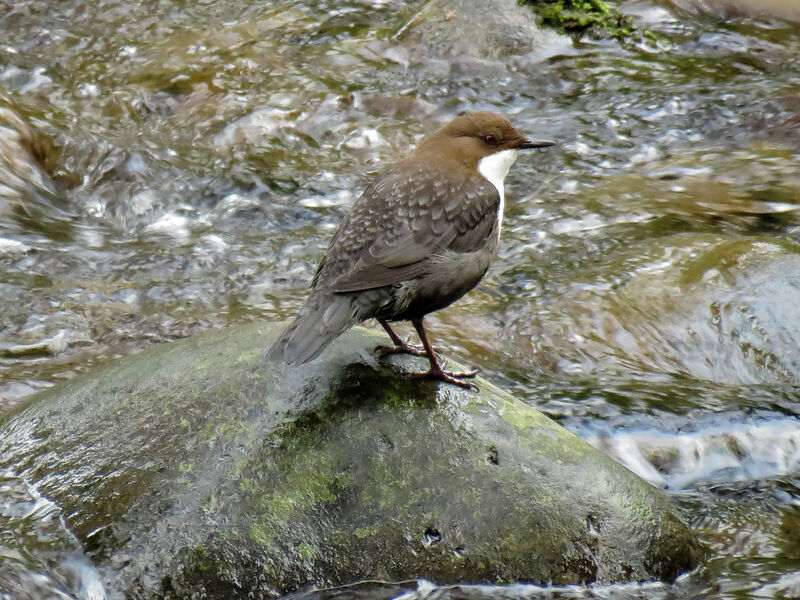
<box><xmin>326</xmin><ymin>159</ymin><xmax>500</xmax><ymax>293</ymax></box>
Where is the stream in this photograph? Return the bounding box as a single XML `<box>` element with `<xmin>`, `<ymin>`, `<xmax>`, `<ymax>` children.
<box><xmin>1</xmin><ymin>0</ymin><xmax>800</xmax><ymax>597</ymax></box>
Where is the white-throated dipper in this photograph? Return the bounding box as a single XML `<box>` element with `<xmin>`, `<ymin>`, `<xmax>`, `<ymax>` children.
<box><xmin>267</xmin><ymin>111</ymin><xmax>553</xmax><ymax>389</ymax></box>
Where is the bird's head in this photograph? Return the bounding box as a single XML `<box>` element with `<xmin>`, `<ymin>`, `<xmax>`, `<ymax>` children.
<box><xmin>416</xmin><ymin>111</ymin><xmax>554</xmax><ymax>176</ymax></box>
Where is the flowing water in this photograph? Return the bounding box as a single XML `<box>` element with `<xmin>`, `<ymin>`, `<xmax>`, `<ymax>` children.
<box><xmin>1</xmin><ymin>0</ymin><xmax>800</xmax><ymax>597</ymax></box>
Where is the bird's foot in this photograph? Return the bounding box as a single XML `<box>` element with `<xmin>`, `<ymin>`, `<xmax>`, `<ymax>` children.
<box><xmin>376</xmin><ymin>337</ymin><xmax>438</xmax><ymax>358</ymax></box>
<box><xmin>410</xmin><ymin>366</ymin><xmax>479</xmax><ymax>391</ymax></box>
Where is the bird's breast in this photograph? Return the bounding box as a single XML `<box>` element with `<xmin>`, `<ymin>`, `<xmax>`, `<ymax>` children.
<box><xmin>477</xmin><ymin>148</ymin><xmax>518</xmax><ymax>237</ymax></box>
<box><xmin>383</xmin><ymin>244</ymin><xmax>495</xmax><ymax>321</ymax></box>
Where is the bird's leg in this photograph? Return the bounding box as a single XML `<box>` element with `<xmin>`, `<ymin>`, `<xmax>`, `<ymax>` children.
<box><xmin>375</xmin><ymin>319</ymin><xmax>428</xmax><ymax>357</ymax></box>
<box><xmin>409</xmin><ymin>318</ymin><xmax>478</xmax><ymax>391</ymax></box>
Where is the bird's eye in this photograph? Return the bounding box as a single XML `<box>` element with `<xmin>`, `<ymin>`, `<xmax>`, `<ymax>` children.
<box><xmin>483</xmin><ymin>134</ymin><xmax>498</xmax><ymax>145</ymax></box>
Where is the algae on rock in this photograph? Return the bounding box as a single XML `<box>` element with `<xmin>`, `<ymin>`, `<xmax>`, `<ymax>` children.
<box><xmin>522</xmin><ymin>0</ymin><xmax>660</xmax><ymax>44</ymax></box>
<box><xmin>0</xmin><ymin>322</ymin><xmax>701</xmax><ymax>598</ymax></box>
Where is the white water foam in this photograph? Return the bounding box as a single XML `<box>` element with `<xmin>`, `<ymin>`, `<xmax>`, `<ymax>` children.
<box><xmin>578</xmin><ymin>415</ymin><xmax>800</xmax><ymax>490</ymax></box>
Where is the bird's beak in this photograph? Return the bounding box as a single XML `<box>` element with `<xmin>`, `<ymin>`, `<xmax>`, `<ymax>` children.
<box><xmin>518</xmin><ymin>138</ymin><xmax>555</xmax><ymax>150</ymax></box>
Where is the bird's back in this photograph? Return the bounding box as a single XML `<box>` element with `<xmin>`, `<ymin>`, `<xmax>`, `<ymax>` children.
<box><xmin>315</xmin><ymin>153</ymin><xmax>500</xmax><ymax>291</ymax></box>
<box><xmin>267</xmin><ymin>148</ymin><xmax>501</xmax><ymax>366</ymax></box>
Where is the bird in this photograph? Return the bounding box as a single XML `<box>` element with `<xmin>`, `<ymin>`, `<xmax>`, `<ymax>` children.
<box><xmin>266</xmin><ymin>111</ymin><xmax>553</xmax><ymax>389</ymax></box>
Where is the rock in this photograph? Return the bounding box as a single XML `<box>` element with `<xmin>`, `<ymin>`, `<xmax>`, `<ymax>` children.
<box><xmin>396</xmin><ymin>0</ymin><xmax>555</xmax><ymax>59</ymax></box>
<box><xmin>0</xmin><ymin>322</ymin><xmax>701</xmax><ymax>599</ymax></box>
<box><xmin>509</xmin><ymin>235</ymin><xmax>800</xmax><ymax>384</ymax></box>
<box><xmin>663</xmin><ymin>0</ymin><xmax>800</xmax><ymax>23</ymax></box>
<box><xmin>0</xmin><ymin>93</ymin><xmax>58</xmax><ymax>212</ymax></box>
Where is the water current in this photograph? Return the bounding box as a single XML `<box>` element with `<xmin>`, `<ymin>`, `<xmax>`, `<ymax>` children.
<box><xmin>1</xmin><ymin>0</ymin><xmax>800</xmax><ymax>597</ymax></box>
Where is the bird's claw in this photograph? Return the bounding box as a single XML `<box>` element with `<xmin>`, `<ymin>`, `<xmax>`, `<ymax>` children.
<box><xmin>409</xmin><ymin>367</ymin><xmax>479</xmax><ymax>391</ymax></box>
<box><xmin>375</xmin><ymin>343</ymin><xmax>427</xmax><ymax>358</ymax></box>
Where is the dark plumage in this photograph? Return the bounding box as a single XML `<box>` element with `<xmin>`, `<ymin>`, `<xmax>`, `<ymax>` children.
<box><xmin>267</xmin><ymin>111</ymin><xmax>553</xmax><ymax>388</ymax></box>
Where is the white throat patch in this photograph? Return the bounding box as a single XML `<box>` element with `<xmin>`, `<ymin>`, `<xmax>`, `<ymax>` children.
<box><xmin>477</xmin><ymin>148</ymin><xmax>518</xmax><ymax>235</ymax></box>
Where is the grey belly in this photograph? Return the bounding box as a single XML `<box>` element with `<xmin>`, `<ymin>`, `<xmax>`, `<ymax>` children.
<box><xmin>381</xmin><ymin>247</ymin><xmax>494</xmax><ymax>322</ymax></box>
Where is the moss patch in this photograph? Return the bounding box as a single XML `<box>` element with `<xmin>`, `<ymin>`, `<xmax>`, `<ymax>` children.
<box><xmin>249</xmin><ymin>521</ymin><xmax>274</xmax><ymax>546</ymax></box>
<box><xmin>0</xmin><ymin>320</ymin><xmax>702</xmax><ymax>595</ymax></box>
<box><xmin>522</xmin><ymin>0</ymin><xmax>659</xmax><ymax>45</ymax></box>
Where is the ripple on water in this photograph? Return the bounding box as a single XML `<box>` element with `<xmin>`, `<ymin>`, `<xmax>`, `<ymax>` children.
<box><xmin>1</xmin><ymin>0</ymin><xmax>800</xmax><ymax>596</ymax></box>
<box><xmin>0</xmin><ymin>471</ymin><xmax>105</xmax><ymax>600</ymax></box>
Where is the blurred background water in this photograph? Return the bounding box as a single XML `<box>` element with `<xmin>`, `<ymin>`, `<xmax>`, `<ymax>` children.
<box><xmin>1</xmin><ymin>0</ymin><xmax>800</xmax><ymax>597</ymax></box>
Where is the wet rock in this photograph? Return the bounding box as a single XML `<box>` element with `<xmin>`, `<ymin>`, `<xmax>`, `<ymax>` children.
<box><xmin>0</xmin><ymin>322</ymin><xmax>701</xmax><ymax>599</ymax></box>
<box><xmin>0</xmin><ymin>94</ymin><xmax>58</xmax><ymax>212</ymax></box>
<box><xmin>509</xmin><ymin>235</ymin><xmax>800</xmax><ymax>384</ymax></box>
<box><xmin>0</xmin><ymin>311</ymin><xmax>92</xmax><ymax>359</ymax></box>
<box><xmin>663</xmin><ymin>0</ymin><xmax>800</xmax><ymax>23</ymax></box>
<box><xmin>213</xmin><ymin>107</ymin><xmax>297</xmax><ymax>150</ymax></box>
<box><xmin>397</xmin><ymin>0</ymin><xmax>555</xmax><ymax>59</ymax></box>
<box><xmin>351</xmin><ymin>92</ymin><xmax>436</xmax><ymax>120</ymax></box>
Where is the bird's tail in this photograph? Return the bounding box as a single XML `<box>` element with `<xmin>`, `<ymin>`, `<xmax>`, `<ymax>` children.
<box><xmin>265</xmin><ymin>292</ymin><xmax>359</xmax><ymax>366</ymax></box>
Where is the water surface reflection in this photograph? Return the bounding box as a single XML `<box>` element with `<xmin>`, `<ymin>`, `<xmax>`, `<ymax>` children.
<box><xmin>1</xmin><ymin>0</ymin><xmax>800</xmax><ymax>597</ymax></box>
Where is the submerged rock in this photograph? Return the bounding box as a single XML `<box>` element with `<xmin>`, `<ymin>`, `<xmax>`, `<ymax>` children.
<box><xmin>510</xmin><ymin>235</ymin><xmax>800</xmax><ymax>384</ymax></box>
<box><xmin>0</xmin><ymin>94</ymin><xmax>58</xmax><ymax>211</ymax></box>
<box><xmin>0</xmin><ymin>322</ymin><xmax>701</xmax><ymax>598</ymax></box>
<box><xmin>663</xmin><ymin>0</ymin><xmax>800</xmax><ymax>23</ymax></box>
<box><xmin>397</xmin><ymin>0</ymin><xmax>555</xmax><ymax>59</ymax></box>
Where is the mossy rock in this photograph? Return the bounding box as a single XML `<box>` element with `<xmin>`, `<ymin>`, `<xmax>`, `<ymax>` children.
<box><xmin>397</xmin><ymin>0</ymin><xmax>554</xmax><ymax>59</ymax></box>
<box><xmin>0</xmin><ymin>322</ymin><xmax>701</xmax><ymax>598</ymax></box>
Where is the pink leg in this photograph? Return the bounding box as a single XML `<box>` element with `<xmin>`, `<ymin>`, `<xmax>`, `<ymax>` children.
<box><xmin>409</xmin><ymin>318</ymin><xmax>478</xmax><ymax>390</ymax></box>
<box><xmin>375</xmin><ymin>319</ymin><xmax>428</xmax><ymax>357</ymax></box>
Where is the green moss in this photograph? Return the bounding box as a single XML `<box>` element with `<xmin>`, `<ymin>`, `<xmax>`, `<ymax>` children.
<box><xmin>202</xmin><ymin>420</ymin><xmax>217</xmax><ymax>440</ymax></box>
<box><xmin>237</xmin><ymin>348</ymin><xmax>262</xmax><ymax>363</ymax></box>
<box><xmin>203</xmin><ymin>495</ymin><xmax>219</xmax><ymax>513</ymax></box>
<box><xmin>262</xmin><ymin>490</ymin><xmax>311</xmax><ymax>522</ymax></box>
<box><xmin>0</xmin><ymin>320</ymin><xmax>699</xmax><ymax>588</ymax></box>
<box><xmin>240</xmin><ymin>477</ymin><xmax>258</xmax><ymax>493</ymax></box>
<box><xmin>249</xmin><ymin>521</ymin><xmax>274</xmax><ymax>546</ymax></box>
<box><xmin>483</xmin><ymin>385</ymin><xmax>587</xmax><ymax>461</ymax></box>
<box><xmin>355</xmin><ymin>525</ymin><xmax>379</xmax><ymax>539</ymax></box>
<box><xmin>297</xmin><ymin>541</ymin><xmax>317</xmax><ymax>560</ymax></box>
<box><xmin>521</xmin><ymin>0</ymin><xmax>660</xmax><ymax>45</ymax></box>
<box><xmin>495</xmin><ymin>395</ymin><xmax>550</xmax><ymax>432</ymax></box>
<box><xmin>252</xmin><ymin>433</ymin><xmax>354</xmax><ymax>526</ymax></box>
<box><xmin>190</xmin><ymin>546</ymin><xmax>213</xmax><ymax>572</ymax></box>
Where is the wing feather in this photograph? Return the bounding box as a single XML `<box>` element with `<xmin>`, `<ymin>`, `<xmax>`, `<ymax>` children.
<box><xmin>316</xmin><ymin>155</ymin><xmax>499</xmax><ymax>293</ymax></box>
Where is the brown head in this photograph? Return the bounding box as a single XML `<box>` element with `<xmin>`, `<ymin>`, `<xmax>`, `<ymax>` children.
<box><xmin>415</xmin><ymin>111</ymin><xmax>553</xmax><ymax>170</ymax></box>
